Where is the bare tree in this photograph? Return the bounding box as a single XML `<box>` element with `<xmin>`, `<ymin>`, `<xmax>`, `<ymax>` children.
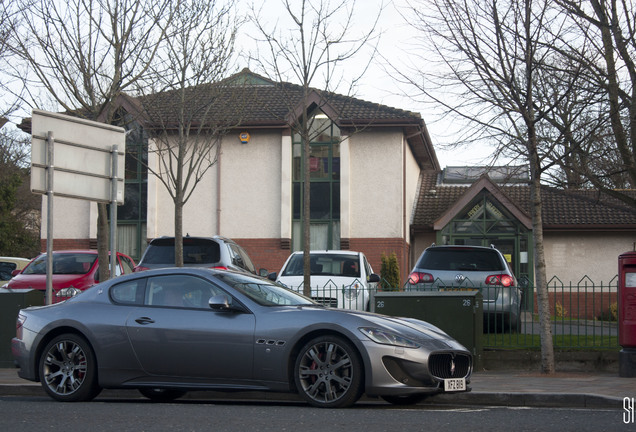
<box><xmin>248</xmin><ymin>0</ymin><xmax>381</xmax><ymax>295</ymax></box>
<box><xmin>5</xmin><ymin>0</ymin><xmax>173</xmax><ymax>282</ymax></box>
<box><xmin>400</xmin><ymin>0</ymin><xmax>584</xmax><ymax>373</ymax></box>
<box><xmin>555</xmin><ymin>0</ymin><xmax>636</xmax><ymax>206</ymax></box>
<box><xmin>132</xmin><ymin>0</ymin><xmax>241</xmax><ymax>266</ymax></box>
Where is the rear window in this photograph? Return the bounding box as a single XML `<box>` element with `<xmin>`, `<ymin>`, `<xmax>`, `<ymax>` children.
<box><xmin>22</xmin><ymin>253</ymin><xmax>97</xmax><ymax>275</ymax></box>
<box><xmin>417</xmin><ymin>248</ymin><xmax>504</xmax><ymax>272</ymax></box>
<box><xmin>143</xmin><ymin>238</ymin><xmax>221</xmax><ymax>265</ymax></box>
<box><xmin>282</xmin><ymin>253</ymin><xmax>360</xmax><ymax>278</ymax></box>
<box><xmin>0</xmin><ymin>262</ymin><xmax>17</xmax><ymax>280</ymax></box>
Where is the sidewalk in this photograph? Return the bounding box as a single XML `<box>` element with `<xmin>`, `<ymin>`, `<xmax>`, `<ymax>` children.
<box><xmin>0</xmin><ymin>368</ymin><xmax>632</xmax><ymax>408</ymax></box>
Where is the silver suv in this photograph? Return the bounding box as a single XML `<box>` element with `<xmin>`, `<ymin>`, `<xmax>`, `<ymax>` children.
<box><xmin>134</xmin><ymin>236</ymin><xmax>258</xmax><ymax>275</ymax></box>
<box><xmin>406</xmin><ymin>245</ymin><xmax>521</xmax><ymax>331</ymax></box>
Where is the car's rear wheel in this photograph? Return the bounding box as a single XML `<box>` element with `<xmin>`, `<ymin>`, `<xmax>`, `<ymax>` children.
<box><xmin>39</xmin><ymin>333</ymin><xmax>101</xmax><ymax>402</ymax></box>
<box><xmin>139</xmin><ymin>388</ymin><xmax>188</xmax><ymax>402</ymax></box>
<box><xmin>294</xmin><ymin>335</ymin><xmax>363</xmax><ymax>408</ymax></box>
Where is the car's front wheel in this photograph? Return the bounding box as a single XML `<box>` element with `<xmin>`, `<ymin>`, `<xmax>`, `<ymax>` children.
<box><xmin>39</xmin><ymin>333</ymin><xmax>101</xmax><ymax>402</ymax></box>
<box><xmin>139</xmin><ymin>388</ymin><xmax>188</xmax><ymax>402</ymax></box>
<box><xmin>294</xmin><ymin>335</ymin><xmax>363</xmax><ymax>408</ymax></box>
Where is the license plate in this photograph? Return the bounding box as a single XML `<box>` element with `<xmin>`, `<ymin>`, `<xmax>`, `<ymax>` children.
<box><xmin>444</xmin><ymin>378</ymin><xmax>466</xmax><ymax>392</ymax></box>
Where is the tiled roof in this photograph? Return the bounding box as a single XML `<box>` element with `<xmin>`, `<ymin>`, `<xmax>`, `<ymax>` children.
<box><xmin>134</xmin><ymin>68</ymin><xmax>423</xmax><ymax>129</ymax></box>
<box><xmin>412</xmin><ymin>171</ymin><xmax>636</xmax><ymax>230</ymax></box>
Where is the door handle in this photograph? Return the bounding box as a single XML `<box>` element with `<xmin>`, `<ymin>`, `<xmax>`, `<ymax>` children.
<box><xmin>135</xmin><ymin>317</ymin><xmax>155</xmax><ymax>325</ymax></box>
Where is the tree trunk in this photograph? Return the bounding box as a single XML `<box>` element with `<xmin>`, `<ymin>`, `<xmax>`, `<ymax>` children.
<box><xmin>97</xmin><ymin>203</ymin><xmax>110</xmax><ymax>282</ymax></box>
<box><xmin>175</xmin><ymin>196</ymin><xmax>183</xmax><ymax>267</ymax></box>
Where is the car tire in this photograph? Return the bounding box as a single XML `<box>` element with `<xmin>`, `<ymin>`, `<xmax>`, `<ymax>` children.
<box><xmin>39</xmin><ymin>333</ymin><xmax>101</xmax><ymax>402</ymax></box>
<box><xmin>294</xmin><ymin>335</ymin><xmax>363</xmax><ymax>408</ymax></box>
<box><xmin>139</xmin><ymin>388</ymin><xmax>188</xmax><ymax>402</ymax></box>
<box><xmin>381</xmin><ymin>394</ymin><xmax>428</xmax><ymax>405</ymax></box>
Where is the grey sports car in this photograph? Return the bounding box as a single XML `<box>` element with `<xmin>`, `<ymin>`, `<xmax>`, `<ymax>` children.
<box><xmin>12</xmin><ymin>268</ymin><xmax>472</xmax><ymax>408</ymax></box>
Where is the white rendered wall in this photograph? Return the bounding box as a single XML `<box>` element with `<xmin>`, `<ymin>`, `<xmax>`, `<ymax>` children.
<box><xmin>349</xmin><ymin>129</ymin><xmax>407</xmax><ymax>238</ymax></box>
<box><xmin>40</xmin><ymin>195</ymin><xmax>93</xmax><ymax>239</ymax></box>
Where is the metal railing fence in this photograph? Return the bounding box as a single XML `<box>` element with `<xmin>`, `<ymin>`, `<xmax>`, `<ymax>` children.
<box><xmin>284</xmin><ymin>275</ymin><xmax>620</xmax><ymax>349</ymax></box>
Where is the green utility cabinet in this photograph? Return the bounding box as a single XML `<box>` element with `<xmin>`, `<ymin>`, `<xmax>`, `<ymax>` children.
<box><xmin>0</xmin><ymin>290</ymin><xmax>44</xmax><ymax>367</ymax></box>
<box><xmin>371</xmin><ymin>291</ymin><xmax>483</xmax><ymax>370</ymax></box>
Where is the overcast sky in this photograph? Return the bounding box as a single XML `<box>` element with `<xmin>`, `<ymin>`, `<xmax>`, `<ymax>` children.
<box><xmin>241</xmin><ymin>0</ymin><xmax>495</xmax><ymax>169</ymax></box>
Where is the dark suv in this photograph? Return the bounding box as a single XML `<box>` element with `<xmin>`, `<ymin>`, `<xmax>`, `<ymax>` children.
<box><xmin>134</xmin><ymin>236</ymin><xmax>258</xmax><ymax>275</ymax></box>
<box><xmin>406</xmin><ymin>244</ymin><xmax>522</xmax><ymax>331</ymax></box>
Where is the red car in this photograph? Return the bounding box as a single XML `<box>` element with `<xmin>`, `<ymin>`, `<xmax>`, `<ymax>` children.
<box><xmin>3</xmin><ymin>250</ymin><xmax>135</xmax><ymax>303</ymax></box>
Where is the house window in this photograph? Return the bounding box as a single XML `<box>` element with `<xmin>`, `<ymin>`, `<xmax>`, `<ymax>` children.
<box><xmin>439</xmin><ymin>192</ymin><xmax>532</xmax><ymax>285</ymax></box>
<box><xmin>292</xmin><ymin>111</ymin><xmax>340</xmax><ymax>251</ymax></box>
<box><xmin>114</xmin><ymin>120</ymin><xmax>148</xmax><ymax>261</ymax></box>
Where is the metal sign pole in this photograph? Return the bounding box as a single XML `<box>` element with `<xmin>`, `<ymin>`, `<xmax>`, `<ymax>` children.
<box><xmin>46</xmin><ymin>131</ymin><xmax>54</xmax><ymax>305</ymax></box>
<box><xmin>110</xmin><ymin>145</ymin><xmax>118</xmax><ymax>279</ymax></box>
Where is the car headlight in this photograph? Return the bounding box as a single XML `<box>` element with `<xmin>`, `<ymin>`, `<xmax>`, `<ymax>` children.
<box><xmin>56</xmin><ymin>287</ymin><xmax>82</xmax><ymax>298</ymax></box>
<box><xmin>343</xmin><ymin>282</ymin><xmax>361</xmax><ymax>300</ymax></box>
<box><xmin>359</xmin><ymin>327</ymin><xmax>420</xmax><ymax>348</ymax></box>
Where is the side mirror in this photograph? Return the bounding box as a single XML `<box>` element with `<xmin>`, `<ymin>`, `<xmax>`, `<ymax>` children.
<box><xmin>259</xmin><ymin>268</ymin><xmax>269</xmax><ymax>277</ymax></box>
<box><xmin>267</xmin><ymin>272</ymin><xmax>277</xmax><ymax>281</ymax></box>
<box><xmin>209</xmin><ymin>294</ymin><xmax>231</xmax><ymax>311</ymax></box>
<box><xmin>208</xmin><ymin>294</ymin><xmax>246</xmax><ymax>313</ymax></box>
<box><xmin>11</xmin><ymin>269</ymin><xmax>22</xmax><ymax>277</ymax></box>
<box><xmin>368</xmin><ymin>273</ymin><xmax>380</xmax><ymax>283</ymax></box>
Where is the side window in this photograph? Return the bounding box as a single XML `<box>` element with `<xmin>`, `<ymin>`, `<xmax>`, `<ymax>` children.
<box><xmin>119</xmin><ymin>255</ymin><xmax>135</xmax><ymax>274</ymax></box>
<box><xmin>228</xmin><ymin>244</ymin><xmax>255</xmax><ymax>273</ymax></box>
<box><xmin>145</xmin><ymin>275</ymin><xmax>224</xmax><ymax>309</ymax></box>
<box><xmin>110</xmin><ymin>278</ymin><xmax>146</xmax><ymax>305</ymax></box>
<box><xmin>363</xmin><ymin>257</ymin><xmax>373</xmax><ymax>278</ymax></box>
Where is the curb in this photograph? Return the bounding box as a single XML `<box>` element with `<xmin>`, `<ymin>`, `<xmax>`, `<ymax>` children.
<box><xmin>0</xmin><ymin>384</ymin><xmax>622</xmax><ymax>409</ymax></box>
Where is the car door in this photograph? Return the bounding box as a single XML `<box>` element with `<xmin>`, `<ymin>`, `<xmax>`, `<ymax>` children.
<box><xmin>125</xmin><ymin>274</ymin><xmax>256</xmax><ymax>380</ymax></box>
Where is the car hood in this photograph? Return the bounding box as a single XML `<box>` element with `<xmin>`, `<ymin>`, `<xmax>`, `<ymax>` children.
<box><xmin>288</xmin><ymin>305</ymin><xmax>468</xmax><ymax>351</ymax></box>
<box><xmin>4</xmin><ymin>273</ymin><xmax>92</xmax><ymax>290</ymax></box>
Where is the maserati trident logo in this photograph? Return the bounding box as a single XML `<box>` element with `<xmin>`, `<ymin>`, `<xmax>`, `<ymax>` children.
<box><xmin>449</xmin><ymin>359</ymin><xmax>456</xmax><ymax>377</ymax></box>
<box><xmin>455</xmin><ymin>274</ymin><xmax>466</xmax><ymax>284</ymax></box>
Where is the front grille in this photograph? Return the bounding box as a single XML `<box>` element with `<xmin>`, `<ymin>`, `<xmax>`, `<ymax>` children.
<box><xmin>429</xmin><ymin>353</ymin><xmax>471</xmax><ymax>379</ymax></box>
<box><xmin>311</xmin><ymin>296</ymin><xmax>338</xmax><ymax>308</ymax></box>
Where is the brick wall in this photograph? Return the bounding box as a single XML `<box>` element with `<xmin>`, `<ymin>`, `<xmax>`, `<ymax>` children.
<box><xmin>40</xmin><ymin>238</ymin><xmax>93</xmax><ymax>252</ymax></box>
<box><xmin>236</xmin><ymin>238</ymin><xmax>292</xmax><ymax>275</ymax></box>
<box><xmin>240</xmin><ymin>237</ymin><xmax>411</xmax><ymax>284</ymax></box>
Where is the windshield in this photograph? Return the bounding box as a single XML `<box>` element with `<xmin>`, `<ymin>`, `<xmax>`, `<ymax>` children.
<box><xmin>215</xmin><ymin>272</ymin><xmax>315</xmax><ymax>306</ymax></box>
<box><xmin>281</xmin><ymin>253</ymin><xmax>360</xmax><ymax>277</ymax></box>
<box><xmin>22</xmin><ymin>253</ymin><xmax>97</xmax><ymax>275</ymax></box>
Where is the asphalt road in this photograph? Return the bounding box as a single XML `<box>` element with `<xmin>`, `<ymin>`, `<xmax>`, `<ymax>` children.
<box><xmin>0</xmin><ymin>395</ymin><xmax>631</xmax><ymax>432</ymax></box>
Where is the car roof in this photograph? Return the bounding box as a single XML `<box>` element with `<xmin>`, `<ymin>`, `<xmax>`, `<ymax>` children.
<box><xmin>290</xmin><ymin>250</ymin><xmax>361</xmax><ymax>256</ymax></box>
<box><xmin>0</xmin><ymin>257</ymin><xmax>32</xmax><ymax>262</ymax></box>
<box><xmin>426</xmin><ymin>245</ymin><xmax>501</xmax><ymax>252</ymax></box>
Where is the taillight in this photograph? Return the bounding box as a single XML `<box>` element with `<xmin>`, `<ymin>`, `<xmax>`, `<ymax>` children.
<box><xmin>133</xmin><ymin>266</ymin><xmax>149</xmax><ymax>272</ymax></box>
<box><xmin>212</xmin><ymin>266</ymin><xmax>228</xmax><ymax>271</ymax></box>
<box><xmin>408</xmin><ymin>272</ymin><xmax>434</xmax><ymax>284</ymax></box>
<box><xmin>485</xmin><ymin>274</ymin><xmax>515</xmax><ymax>287</ymax></box>
<box><xmin>16</xmin><ymin>313</ymin><xmax>26</xmax><ymax>340</ymax></box>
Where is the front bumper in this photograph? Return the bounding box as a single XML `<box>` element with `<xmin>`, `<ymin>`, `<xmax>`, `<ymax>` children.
<box><xmin>360</xmin><ymin>340</ymin><xmax>472</xmax><ymax>397</ymax></box>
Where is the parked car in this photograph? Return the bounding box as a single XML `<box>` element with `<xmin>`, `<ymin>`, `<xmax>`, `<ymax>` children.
<box><xmin>134</xmin><ymin>235</ymin><xmax>260</xmax><ymax>275</ymax></box>
<box><xmin>405</xmin><ymin>245</ymin><xmax>522</xmax><ymax>331</ymax></box>
<box><xmin>0</xmin><ymin>257</ymin><xmax>31</xmax><ymax>286</ymax></box>
<box><xmin>2</xmin><ymin>250</ymin><xmax>135</xmax><ymax>303</ymax></box>
<box><xmin>272</xmin><ymin>250</ymin><xmax>380</xmax><ymax>311</ymax></box>
<box><xmin>12</xmin><ymin>267</ymin><xmax>472</xmax><ymax>407</ymax></box>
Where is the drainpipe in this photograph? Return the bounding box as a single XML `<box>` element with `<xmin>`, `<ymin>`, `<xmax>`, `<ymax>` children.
<box><xmin>216</xmin><ymin>142</ymin><xmax>222</xmax><ymax>235</ymax></box>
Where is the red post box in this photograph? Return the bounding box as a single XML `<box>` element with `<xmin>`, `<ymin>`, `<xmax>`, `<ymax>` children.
<box><xmin>618</xmin><ymin>251</ymin><xmax>636</xmax><ymax>377</ymax></box>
